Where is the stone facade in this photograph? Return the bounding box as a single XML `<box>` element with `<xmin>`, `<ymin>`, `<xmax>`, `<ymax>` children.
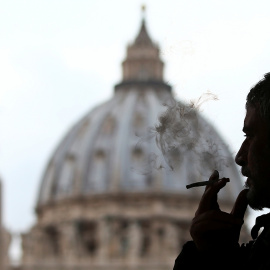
<box><xmin>20</xmin><ymin>193</ymin><xmax>249</xmax><ymax>270</ymax></box>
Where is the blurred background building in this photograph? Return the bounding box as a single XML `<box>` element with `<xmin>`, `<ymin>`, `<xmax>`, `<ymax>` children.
<box><xmin>4</xmin><ymin>10</ymin><xmax>249</xmax><ymax>270</ymax></box>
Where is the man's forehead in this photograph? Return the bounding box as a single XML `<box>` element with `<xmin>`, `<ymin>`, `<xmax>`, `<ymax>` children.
<box><xmin>244</xmin><ymin>105</ymin><xmax>267</xmax><ymax>132</ymax></box>
<box><xmin>244</xmin><ymin>106</ymin><xmax>257</xmax><ymax>121</ymax></box>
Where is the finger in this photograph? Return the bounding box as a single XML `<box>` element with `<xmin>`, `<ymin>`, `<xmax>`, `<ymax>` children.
<box><xmin>196</xmin><ymin>177</ymin><xmax>230</xmax><ymax>215</ymax></box>
<box><xmin>204</xmin><ymin>170</ymin><xmax>230</xmax><ymax>197</ymax></box>
<box><xmin>230</xmin><ymin>189</ymin><xmax>249</xmax><ymax>219</ymax></box>
<box><xmin>204</xmin><ymin>177</ymin><xmax>230</xmax><ymax>197</ymax></box>
<box><xmin>201</xmin><ymin>177</ymin><xmax>230</xmax><ymax>205</ymax></box>
<box><xmin>204</xmin><ymin>170</ymin><xmax>219</xmax><ymax>191</ymax></box>
<box><xmin>193</xmin><ymin>210</ymin><xmax>244</xmax><ymax>226</ymax></box>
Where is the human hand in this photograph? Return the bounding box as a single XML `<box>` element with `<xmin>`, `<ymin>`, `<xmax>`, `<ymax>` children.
<box><xmin>190</xmin><ymin>170</ymin><xmax>248</xmax><ymax>251</ymax></box>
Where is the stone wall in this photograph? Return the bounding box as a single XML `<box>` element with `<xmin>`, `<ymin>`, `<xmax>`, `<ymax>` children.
<box><xmin>19</xmin><ymin>192</ymin><xmax>248</xmax><ymax>270</ymax></box>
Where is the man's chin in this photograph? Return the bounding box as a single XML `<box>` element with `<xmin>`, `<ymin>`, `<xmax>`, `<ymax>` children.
<box><xmin>246</xmin><ymin>186</ymin><xmax>265</xmax><ymax>210</ymax></box>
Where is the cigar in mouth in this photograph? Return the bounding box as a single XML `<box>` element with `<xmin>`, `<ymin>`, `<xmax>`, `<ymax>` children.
<box><xmin>186</xmin><ymin>179</ymin><xmax>218</xmax><ymax>189</ymax></box>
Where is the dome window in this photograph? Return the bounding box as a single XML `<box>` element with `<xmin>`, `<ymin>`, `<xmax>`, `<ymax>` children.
<box><xmin>133</xmin><ymin>113</ymin><xmax>145</xmax><ymax>132</ymax></box>
<box><xmin>95</xmin><ymin>149</ymin><xmax>105</xmax><ymax>160</ymax></box>
<box><xmin>85</xmin><ymin>149</ymin><xmax>107</xmax><ymax>192</ymax></box>
<box><xmin>78</xmin><ymin>120</ymin><xmax>90</xmax><ymax>138</ymax></box>
<box><xmin>102</xmin><ymin>116</ymin><xmax>115</xmax><ymax>135</ymax></box>
<box><xmin>56</xmin><ymin>155</ymin><xmax>75</xmax><ymax>198</ymax></box>
<box><xmin>132</xmin><ymin>147</ymin><xmax>143</xmax><ymax>161</ymax></box>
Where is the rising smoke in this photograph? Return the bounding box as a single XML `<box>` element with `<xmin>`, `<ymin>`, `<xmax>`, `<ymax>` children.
<box><xmin>134</xmin><ymin>92</ymin><xmax>233</xmax><ymax>180</ymax></box>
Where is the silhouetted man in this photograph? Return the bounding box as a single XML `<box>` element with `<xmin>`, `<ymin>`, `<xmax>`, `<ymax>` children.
<box><xmin>173</xmin><ymin>73</ymin><xmax>270</xmax><ymax>270</ymax></box>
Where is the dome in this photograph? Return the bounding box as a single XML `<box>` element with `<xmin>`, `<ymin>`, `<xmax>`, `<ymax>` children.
<box><xmin>36</xmin><ymin>19</ymin><xmax>243</xmax><ymax>209</ymax></box>
<box><xmin>22</xmin><ymin>14</ymin><xmax>249</xmax><ymax>270</ymax></box>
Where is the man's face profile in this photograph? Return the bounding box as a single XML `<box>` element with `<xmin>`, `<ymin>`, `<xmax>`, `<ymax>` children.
<box><xmin>235</xmin><ymin>105</ymin><xmax>270</xmax><ymax>210</ymax></box>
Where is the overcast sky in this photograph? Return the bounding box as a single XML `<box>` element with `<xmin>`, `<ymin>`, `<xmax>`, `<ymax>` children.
<box><xmin>1</xmin><ymin>0</ymin><xmax>270</xmax><ymax>259</ymax></box>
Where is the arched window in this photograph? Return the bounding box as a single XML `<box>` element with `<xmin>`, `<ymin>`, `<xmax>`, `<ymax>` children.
<box><xmin>87</xmin><ymin>149</ymin><xmax>106</xmax><ymax>191</ymax></box>
<box><xmin>56</xmin><ymin>154</ymin><xmax>75</xmax><ymax>198</ymax></box>
<box><xmin>75</xmin><ymin>220</ymin><xmax>98</xmax><ymax>256</ymax></box>
<box><xmin>140</xmin><ymin>221</ymin><xmax>151</xmax><ymax>257</ymax></box>
<box><xmin>44</xmin><ymin>225</ymin><xmax>60</xmax><ymax>256</ymax></box>
<box><xmin>119</xmin><ymin>220</ymin><xmax>129</xmax><ymax>257</ymax></box>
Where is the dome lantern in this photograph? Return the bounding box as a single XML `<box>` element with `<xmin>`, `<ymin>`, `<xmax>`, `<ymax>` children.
<box><xmin>121</xmin><ymin>15</ymin><xmax>164</xmax><ymax>82</ymax></box>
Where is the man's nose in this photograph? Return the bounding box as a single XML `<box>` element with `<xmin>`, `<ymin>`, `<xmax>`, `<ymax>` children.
<box><xmin>235</xmin><ymin>142</ymin><xmax>247</xmax><ymax>166</ymax></box>
<box><xmin>235</xmin><ymin>151</ymin><xmax>242</xmax><ymax>165</ymax></box>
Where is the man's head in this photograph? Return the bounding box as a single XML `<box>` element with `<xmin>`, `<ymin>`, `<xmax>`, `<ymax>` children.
<box><xmin>235</xmin><ymin>73</ymin><xmax>270</xmax><ymax>210</ymax></box>
<box><xmin>246</xmin><ymin>72</ymin><xmax>270</xmax><ymax>127</ymax></box>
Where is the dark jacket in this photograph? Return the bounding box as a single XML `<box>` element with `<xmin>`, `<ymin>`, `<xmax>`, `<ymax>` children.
<box><xmin>173</xmin><ymin>214</ymin><xmax>270</xmax><ymax>270</ymax></box>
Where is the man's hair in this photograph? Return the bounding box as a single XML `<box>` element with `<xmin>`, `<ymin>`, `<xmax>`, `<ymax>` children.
<box><xmin>246</xmin><ymin>72</ymin><xmax>270</xmax><ymax>122</ymax></box>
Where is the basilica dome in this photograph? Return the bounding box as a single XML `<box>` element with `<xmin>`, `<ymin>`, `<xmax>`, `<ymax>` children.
<box><xmin>37</xmin><ymin>19</ymin><xmax>243</xmax><ymax>208</ymax></box>
<box><xmin>21</xmin><ymin>15</ymin><xmax>248</xmax><ymax>270</ymax></box>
